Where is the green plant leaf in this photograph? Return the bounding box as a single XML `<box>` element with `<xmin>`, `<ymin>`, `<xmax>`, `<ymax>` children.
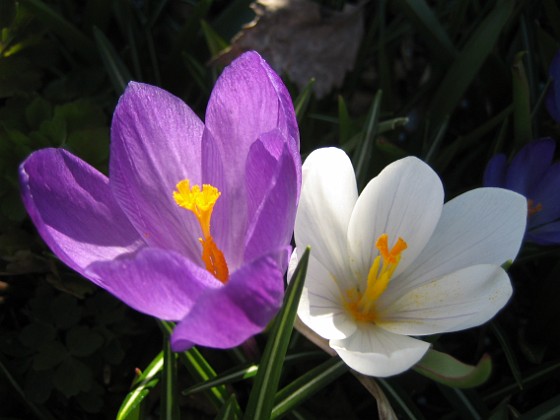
<box><xmin>353</xmin><ymin>90</ymin><xmax>382</xmax><ymax>189</ymax></box>
<box><xmin>93</xmin><ymin>26</ymin><xmax>132</xmax><ymax>94</ymax></box>
<box><xmin>200</xmin><ymin>20</ymin><xmax>229</xmax><ymax>57</ymax></box>
<box><xmin>243</xmin><ymin>247</ymin><xmax>310</xmax><ymax>420</ymax></box>
<box><xmin>271</xmin><ymin>357</ymin><xmax>347</xmax><ymax>419</ymax></box>
<box><xmin>116</xmin><ymin>351</ymin><xmax>164</xmax><ymax>420</ymax></box>
<box><xmin>183</xmin><ymin>363</ymin><xmax>258</xmax><ymax>396</ymax></box>
<box><xmin>162</xmin><ymin>339</ymin><xmax>179</xmax><ymax>420</ymax></box>
<box><xmin>428</xmin><ymin>0</ymin><xmax>513</xmax><ymax>126</ymax></box>
<box><xmin>293</xmin><ymin>78</ymin><xmax>315</xmax><ymax>122</ymax></box>
<box><xmin>414</xmin><ymin>349</ymin><xmax>492</xmax><ymax>388</ymax></box>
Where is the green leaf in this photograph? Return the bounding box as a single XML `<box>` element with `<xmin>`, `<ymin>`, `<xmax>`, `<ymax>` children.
<box><xmin>53</xmin><ymin>357</ymin><xmax>92</xmax><ymax>397</ymax></box>
<box><xmin>517</xmin><ymin>394</ymin><xmax>560</xmax><ymax>419</ymax></box>
<box><xmin>337</xmin><ymin>95</ymin><xmax>354</xmax><ymax>145</ymax></box>
<box><xmin>353</xmin><ymin>90</ymin><xmax>382</xmax><ymax>189</ymax></box>
<box><xmin>512</xmin><ymin>51</ymin><xmax>532</xmax><ymax>146</ymax></box>
<box><xmin>414</xmin><ymin>349</ymin><xmax>492</xmax><ymax>388</ymax></box>
<box><xmin>390</xmin><ymin>0</ymin><xmax>456</xmax><ymax>63</ymax></box>
<box><xmin>428</xmin><ymin>0</ymin><xmax>513</xmax><ymax>126</ymax></box>
<box><xmin>215</xmin><ymin>395</ymin><xmax>240</xmax><ymax>420</ymax></box>
<box><xmin>93</xmin><ymin>26</ymin><xmax>132</xmax><ymax>94</ymax></box>
<box><xmin>116</xmin><ymin>352</ymin><xmax>164</xmax><ymax>420</ymax></box>
<box><xmin>33</xmin><ymin>341</ymin><xmax>68</xmax><ymax>370</ymax></box>
<box><xmin>293</xmin><ymin>78</ymin><xmax>315</xmax><ymax>122</ymax></box>
<box><xmin>65</xmin><ymin>326</ymin><xmax>104</xmax><ymax>358</ymax></box>
<box><xmin>271</xmin><ymin>357</ymin><xmax>347</xmax><ymax>419</ymax></box>
<box><xmin>162</xmin><ymin>339</ymin><xmax>179</xmax><ymax>420</ymax></box>
<box><xmin>490</xmin><ymin>321</ymin><xmax>523</xmax><ymax>390</ymax></box>
<box><xmin>243</xmin><ymin>247</ymin><xmax>310</xmax><ymax>420</ymax></box>
<box><xmin>183</xmin><ymin>364</ymin><xmax>258</xmax><ymax>396</ymax></box>
<box><xmin>200</xmin><ymin>19</ymin><xmax>229</xmax><ymax>57</ymax></box>
<box><xmin>18</xmin><ymin>0</ymin><xmax>95</xmax><ymax>60</ymax></box>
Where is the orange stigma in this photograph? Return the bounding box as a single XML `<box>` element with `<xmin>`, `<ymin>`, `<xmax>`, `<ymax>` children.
<box><xmin>173</xmin><ymin>180</ymin><xmax>229</xmax><ymax>283</ymax></box>
<box><xmin>345</xmin><ymin>233</ymin><xmax>407</xmax><ymax>323</ymax></box>
<box><xmin>527</xmin><ymin>199</ymin><xmax>543</xmax><ymax>217</ymax></box>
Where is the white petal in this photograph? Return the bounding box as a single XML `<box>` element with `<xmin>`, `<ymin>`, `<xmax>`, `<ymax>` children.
<box><xmin>348</xmin><ymin>157</ymin><xmax>444</xmax><ymax>286</ymax></box>
<box><xmin>330</xmin><ymin>325</ymin><xmax>430</xmax><ymax>377</ymax></box>
<box><xmin>386</xmin><ymin>188</ymin><xmax>526</xmax><ymax>299</ymax></box>
<box><xmin>291</xmin><ymin>249</ymin><xmax>357</xmax><ymax>340</ymax></box>
<box><xmin>377</xmin><ymin>264</ymin><xmax>512</xmax><ymax>335</ymax></box>
<box><xmin>295</xmin><ymin>148</ymin><xmax>358</xmax><ymax>286</ymax></box>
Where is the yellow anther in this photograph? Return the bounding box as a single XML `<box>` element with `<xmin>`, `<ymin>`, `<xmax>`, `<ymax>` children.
<box><xmin>173</xmin><ymin>179</ymin><xmax>229</xmax><ymax>283</ymax></box>
<box><xmin>527</xmin><ymin>199</ymin><xmax>543</xmax><ymax>217</ymax></box>
<box><xmin>345</xmin><ymin>233</ymin><xmax>407</xmax><ymax>323</ymax></box>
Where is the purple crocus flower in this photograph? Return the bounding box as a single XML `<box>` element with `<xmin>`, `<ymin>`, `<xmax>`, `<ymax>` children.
<box><xmin>19</xmin><ymin>51</ymin><xmax>301</xmax><ymax>351</ymax></box>
<box><xmin>483</xmin><ymin>138</ymin><xmax>560</xmax><ymax>245</ymax></box>
<box><xmin>546</xmin><ymin>50</ymin><xmax>560</xmax><ymax>123</ymax></box>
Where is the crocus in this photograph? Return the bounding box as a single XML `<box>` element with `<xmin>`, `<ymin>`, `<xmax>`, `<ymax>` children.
<box><xmin>289</xmin><ymin>148</ymin><xmax>526</xmax><ymax>377</ymax></box>
<box><xmin>484</xmin><ymin>138</ymin><xmax>560</xmax><ymax>245</ymax></box>
<box><xmin>19</xmin><ymin>51</ymin><xmax>301</xmax><ymax>351</ymax></box>
<box><xmin>546</xmin><ymin>49</ymin><xmax>560</xmax><ymax>123</ymax></box>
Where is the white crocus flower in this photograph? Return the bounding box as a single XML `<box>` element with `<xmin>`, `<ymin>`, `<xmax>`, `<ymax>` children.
<box><xmin>289</xmin><ymin>148</ymin><xmax>527</xmax><ymax>377</ymax></box>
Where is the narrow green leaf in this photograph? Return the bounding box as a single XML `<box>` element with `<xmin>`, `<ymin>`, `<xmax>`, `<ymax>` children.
<box><xmin>423</xmin><ymin>115</ymin><xmax>450</xmax><ymax>164</ymax></box>
<box><xmin>92</xmin><ymin>26</ymin><xmax>132</xmax><ymax>94</ymax></box>
<box><xmin>293</xmin><ymin>78</ymin><xmax>315</xmax><ymax>122</ymax></box>
<box><xmin>512</xmin><ymin>51</ymin><xmax>532</xmax><ymax>146</ymax></box>
<box><xmin>428</xmin><ymin>0</ymin><xmax>513</xmax><ymax>126</ymax></box>
<box><xmin>377</xmin><ymin>379</ymin><xmax>425</xmax><ymax>420</ymax></box>
<box><xmin>0</xmin><ymin>0</ymin><xmax>16</xmax><ymax>28</ymax></box>
<box><xmin>162</xmin><ymin>340</ymin><xmax>179</xmax><ymax>420</ymax></box>
<box><xmin>391</xmin><ymin>0</ymin><xmax>456</xmax><ymax>63</ymax></box>
<box><xmin>182</xmin><ymin>364</ymin><xmax>258</xmax><ymax>396</ymax></box>
<box><xmin>337</xmin><ymin>95</ymin><xmax>353</xmax><ymax>144</ymax></box>
<box><xmin>414</xmin><ymin>349</ymin><xmax>492</xmax><ymax>388</ymax></box>
<box><xmin>116</xmin><ymin>352</ymin><xmax>164</xmax><ymax>420</ymax></box>
<box><xmin>353</xmin><ymin>90</ymin><xmax>382</xmax><ymax>189</ymax></box>
<box><xmin>518</xmin><ymin>394</ymin><xmax>560</xmax><ymax>419</ymax></box>
<box><xmin>490</xmin><ymin>321</ymin><xmax>523</xmax><ymax>390</ymax></box>
<box><xmin>215</xmin><ymin>395</ymin><xmax>239</xmax><ymax>420</ymax></box>
<box><xmin>437</xmin><ymin>386</ymin><xmax>488</xmax><ymax>419</ymax></box>
<box><xmin>271</xmin><ymin>358</ymin><xmax>347</xmax><ymax>419</ymax></box>
<box><xmin>200</xmin><ymin>20</ymin><xmax>229</xmax><ymax>57</ymax></box>
<box><xmin>19</xmin><ymin>0</ymin><xmax>95</xmax><ymax>60</ymax></box>
<box><xmin>243</xmin><ymin>248</ymin><xmax>310</xmax><ymax>420</ymax></box>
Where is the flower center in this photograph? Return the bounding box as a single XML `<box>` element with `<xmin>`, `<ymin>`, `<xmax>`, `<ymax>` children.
<box><xmin>344</xmin><ymin>233</ymin><xmax>407</xmax><ymax>323</ymax></box>
<box><xmin>527</xmin><ymin>199</ymin><xmax>543</xmax><ymax>217</ymax></box>
<box><xmin>173</xmin><ymin>180</ymin><xmax>229</xmax><ymax>283</ymax></box>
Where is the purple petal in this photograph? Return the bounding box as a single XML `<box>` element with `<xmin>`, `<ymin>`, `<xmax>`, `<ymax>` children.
<box><xmin>87</xmin><ymin>248</ymin><xmax>221</xmax><ymax>321</ymax></box>
<box><xmin>244</xmin><ymin>138</ymin><xmax>298</xmax><ymax>264</ymax></box>
<box><xmin>528</xmin><ymin>161</ymin><xmax>560</xmax><ymax>227</ymax></box>
<box><xmin>526</xmin><ymin>220</ymin><xmax>560</xmax><ymax>245</ymax></box>
<box><xmin>110</xmin><ymin>82</ymin><xmax>205</xmax><ymax>261</ymax></box>
<box><xmin>19</xmin><ymin>148</ymin><xmax>144</xmax><ymax>280</ymax></box>
<box><xmin>483</xmin><ymin>154</ymin><xmax>507</xmax><ymax>187</ymax></box>
<box><xmin>170</xmin><ymin>249</ymin><xmax>287</xmax><ymax>350</ymax></box>
<box><xmin>505</xmin><ymin>138</ymin><xmax>555</xmax><ymax>195</ymax></box>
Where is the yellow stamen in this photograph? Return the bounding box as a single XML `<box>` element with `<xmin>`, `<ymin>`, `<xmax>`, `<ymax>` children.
<box><xmin>527</xmin><ymin>199</ymin><xmax>543</xmax><ymax>217</ymax></box>
<box><xmin>173</xmin><ymin>179</ymin><xmax>229</xmax><ymax>283</ymax></box>
<box><xmin>344</xmin><ymin>233</ymin><xmax>407</xmax><ymax>323</ymax></box>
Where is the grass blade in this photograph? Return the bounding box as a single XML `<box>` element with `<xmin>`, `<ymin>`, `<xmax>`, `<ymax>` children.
<box><xmin>116</xmin><ymin>352</ymin><xmax>164</xmax><ymax>420</ymax></box>
<box><xmin>93</xmin><ymin>26</ymin><xmax>132</xmax><ymax>94</ymax></box>
<box><xmin>243</xmin><ymin>248</ymin><xmax>310</xmax><ymax>420</ymax></box>
<box><xmin>271</xmin><ymin>357</ymin><xmax>347</xmax><ymax>419</ymax></box>
<box><xmin>161</xmin><ymin>339</ymin><xmax>179</xmax><ymax>420</ymax></box>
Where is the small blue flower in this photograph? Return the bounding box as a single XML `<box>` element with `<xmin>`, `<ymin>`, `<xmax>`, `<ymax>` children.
<box><xmin>484</xmin><ymin>138</ymin><xmax>560</xmax><ymax>245</ymax></box>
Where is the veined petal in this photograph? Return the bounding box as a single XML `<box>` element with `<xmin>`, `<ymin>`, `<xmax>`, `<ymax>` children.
<box><xmin>204</xmin><ymin>51</ymin><xmax>299</xmax><ymax>188</ymax></box>
<box><xmin>330</xmin><ymin>325</ymin><xmax>430</xmax><ymax>377</ymax></box>
<box><xmin>377</xmin><ymin>264</ymin><xmax>512</xmax><ymax>335</ymax></box>
<box><xmin>348</xmin><ymin>156</ymin><xmax>443</xmax><ymax>285</ymax></box>
<box><xmin>291</xmin><ymin>250</ymin><xmax>358</xmax><ymax>340</ymax></box>
<box><xmin>505</xmin><ymin>138</ymin><xmax>555</xmax><ymax>195</ymax></box>
<box><xmin>110</xmin><ymin>82</ymin><xmax>204</xmax><ymax>261</ymax></box>
<box><xmin>171</xmin><ymin>249</ymin><xmax>286</xmax><ymax>350</ymax></box>
<box><xmin>294</xmin><ymin>148</ymin><xmax>358</xmax><ymax>286</ymax></box>
<box><xmin>245</xmin><ymin>140</ymin><xmax>299</xmax><ymax>263</ymax></box>
<box><xmin>87</xmin><ymin>248</ymin><xmax>221</xmax><ymax>321</ymax></box>
<box><xmin>387</xmin><ymin>188</ymin><xmax>526</xmax><ymax>300</ymax></box>
<box><xmin>19</xmin><ymin>148</ymin><xmax>144</xmax><ymax>280</ymax></box>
